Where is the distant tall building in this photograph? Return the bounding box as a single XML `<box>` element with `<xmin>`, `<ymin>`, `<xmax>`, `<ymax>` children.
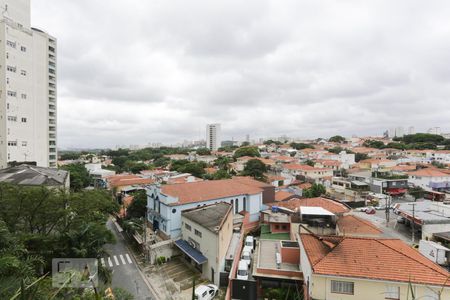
<box><xmin>395</xmin><ymin>126</ymin><xmax>404</xmax><ymax>137</ymax></box>
<box><xmin>245</xmin><ymin>134</ymin><xmax>250</xmax><ymax>143</ymax></box>
<box><xmin>206</xmin><ymin>123</ymin><xmax>221</xmax><ymax>151</ymax></box>
<box><xmin>427</xmin><ymin>127</ymin><xmax>441</xmax><ymax>135</ymax></box>
<box><xmin>0</xmin><ymin>0</ymin><xmax>57</xmax><ymax>168</ymax></box>
<box><xmin>408</xmin><ymin>126</ymin><xmax>415</xmax><ymax>135</ymax></box>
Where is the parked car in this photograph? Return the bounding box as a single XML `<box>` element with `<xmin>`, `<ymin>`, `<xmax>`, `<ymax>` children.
<box><xmin>236</xmin><ymin>260</ymin><xmax>249</xmax><ymax>280</ymax></box>
<box><xmin>244</xmin><ymin>235</ymin><xmax>255</xmax><ymax>252</ymax></box>
<box><xmin>194</xmin><ymin>284</ymin><xmax>218</xmax><ymax>300</ymax></box>
<box><xmin>358</xmin><ymin>207</ymin><xmax>369</xmax><ymax>212</ymax></box>
<box><xmin>241</xmin><ymin>249</ymin><xmax>251</xmax><ymax>266</ymax></box>
<box><xmin>365</xmin><ymin>207</ymin><xmax>376</xmax><ymax>214</ymax></box>
<box><xmin>396</xmin><ymin>216</ymin><xmax>405</xmax><ymax>224</ymax></box>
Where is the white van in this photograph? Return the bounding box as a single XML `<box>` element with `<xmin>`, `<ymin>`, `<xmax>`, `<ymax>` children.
<box><xmin>236</xmin><ymin>260</ymin><xmax>249</xmax><ymax>280</ymax></box>
<box><xmin>241</xmin><ymin>249</ymin><xmax>251</xmax><ymax>266</ymax></box>
<box><xmin>194</xmin><ymin>284</ymin><xmax>218</xmax><ymax>300</ymax></box>
<box><xmin>244</xmin><ymin>236</ymin><xmax>254</xmax><ymax>253</ymax></box>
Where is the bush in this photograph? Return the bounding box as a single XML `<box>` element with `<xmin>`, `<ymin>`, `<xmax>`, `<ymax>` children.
<box><xmin>156</xmin><ymin>256</ymin><xmax>166</xmax><ymax>265</ymax></box>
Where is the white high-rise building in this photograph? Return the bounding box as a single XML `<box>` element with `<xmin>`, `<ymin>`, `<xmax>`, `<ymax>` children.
<box><xmin>206</xmin><ymin>123</ymin><xmax>221</xmax><ymax>151</ymax></box>
<box><xmin>0</xmin><ymin>0</ymin><xmax>57</xmax><ymax>168</ymax></box>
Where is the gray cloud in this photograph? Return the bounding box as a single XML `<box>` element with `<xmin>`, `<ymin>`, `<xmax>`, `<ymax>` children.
<box><xmin>30</xmin><ymin>0</ymin><xmax>450</xmax><ymax>148</ymax></box>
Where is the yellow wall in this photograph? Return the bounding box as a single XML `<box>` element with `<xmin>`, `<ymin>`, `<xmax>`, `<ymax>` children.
<box><xmin>311</xmin><ymin>274</ymin><xmax>450</xmax><ymax>300</ymax></box>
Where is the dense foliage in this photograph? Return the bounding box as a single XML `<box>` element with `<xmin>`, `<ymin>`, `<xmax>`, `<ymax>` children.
<box><xmin>60</xmin><ymin>163</ymin><xmax>91</xmax><ymax>191</ymax></box>
<box><xmin>328</xmin><ymin>135</ymin><xmax>346</xmax><ymax>143</ymax></box>
<box><xmin>303</xmin><ymin>183</ymin><xmax>326</xmax><ymax>198</ymax></box>
<box><xmin>233</xmin><ymin>146</ymin><xmax>261</xmax><ymax>159</ymax></box>
<box><xmin>0</xmin><ymin>183</ymin><xmax>119</xmax><ymax>299</ymax></box>
<box><xmin>290</xmin><ymin>142</ymin><xmax>314</xmax><ymax>150</ymax></box>
<box><xmin>241</xmin><ymin>159</ymin><xmax>267</xmax><ymax>181</ymax></box>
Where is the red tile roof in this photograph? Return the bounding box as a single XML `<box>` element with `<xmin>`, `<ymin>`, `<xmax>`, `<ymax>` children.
<box><xmin>274</xmin><ymin>191</ymin><xmax>295</xmax><ymax>202</ymax></box>
<box><xmin>267</xmin><ymin>197</ymin><xmax>350</xmax><ymax>214</ymax></box>
<box><xmin>107</xmin><ymin>175</ymin><xmax>154</xmax><ymax>187</ymax></box>
<box><xmin>408</xmin><ymin>168</ymin><xmax>450</xmax><ymax>177</ymax></box>
<box><xmin>161</xmin><ymin>177</ymin><xmax>264</xmax><ymax>205</ymax></box>
<box><xmin>337</xmin><ymin>215</ymin><xmax>383</xmax><ymax>235</ymax></box>
<box><xmin>300</xmin><ymin>234</ymin><xmax>450</xmax><ymax>286</ymax></box>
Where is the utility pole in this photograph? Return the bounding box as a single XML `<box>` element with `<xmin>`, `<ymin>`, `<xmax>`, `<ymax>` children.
<box><xmin>144</xmin><ymin>208</ymin><xmax>148</xmax><ymax>262</ymax></box>
<box><xmin>408</xmin><ymin>203</ymin><xmax>417</xmax><ymax>243</ymax></box>
<box><xmin>385</xmin><ymin>195</ymin><xmax>391</xmax><ymax>226</ymax></box>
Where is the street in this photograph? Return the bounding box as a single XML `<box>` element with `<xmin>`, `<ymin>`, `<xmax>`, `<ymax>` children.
<box><xmin>354</xmin><ymin>196</ymin><xmax>425</xmax><ymax>245</ymax></box>
<box><xmin>104</xmin><ymin>219</ymin><xmax>156</xmax><ymax>300</ymax></box>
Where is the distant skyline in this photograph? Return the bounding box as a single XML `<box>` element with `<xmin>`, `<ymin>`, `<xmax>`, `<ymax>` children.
<box><xmin>31</xmin><ymin>0</ymin><xmax>450</xmax><ymax>148</ymax></box>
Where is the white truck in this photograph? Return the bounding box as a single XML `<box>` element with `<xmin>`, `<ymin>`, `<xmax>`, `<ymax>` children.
<box><xmin>419</xmin><ymin>240</ymin><xmax>450</xmax><ymax>265</ymax></box>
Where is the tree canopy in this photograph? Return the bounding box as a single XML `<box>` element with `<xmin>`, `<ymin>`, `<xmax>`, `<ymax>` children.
<box><xmin>290</xmin><ymin>142</ymin><xmax>314</xmax><ymax>150</ymax></box>
<box><xmin>233</xmin><ymin>146</ymin><xmax>261</xmax><ymax>159</ymax></box>
<box><xmin>0</xmin><ymin>183</ymin><xmax>119</xmax><ymax>299</ymax></box>
<box><xmin>303</xmin><ymin>183</ymin><xmax>326</xmax><ymax>198</ymax></box>
<box><xmin>60</xmin><ymin>163</ymin><xmax>91</xmax><ymax>191</ymax></box>
<box><xmin>329</xmin><ymin>135</ymin><xmax>346</xmax><ymax>143</ymax></box>
<box><xmin>241</xmin><ymin>159</ymin><xmax>267</xmax><ymax>181</ymax></box>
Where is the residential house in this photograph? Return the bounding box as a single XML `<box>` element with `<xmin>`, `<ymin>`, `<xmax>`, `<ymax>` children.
<box><xmin>408</xmin><ymin>168</ymin><xmax>450</xmax><ymax>193</ymax></box>
<box><xmin>282</xmin><ymin>164</ymin><xmax>333</xmax><ymax>183</ymax></box>
<box><xmin>298</xmin><ymin>233</ymin><xmax>450</xmax><ymax>300</ymax></box>
<box><xmin>146</xmin><ymin>177</ymin><xmax>270</xmax><ymax>239</ymax></box>
<box><xmin>175</xmin><ymin>202</ymin><xmax>233</xmax><ymax>286</ymax></box>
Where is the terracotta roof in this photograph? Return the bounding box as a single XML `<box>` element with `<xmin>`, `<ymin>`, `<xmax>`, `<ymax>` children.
<box><xmin>408</xmin><ymin>168</ymin><xmax>450</xmax><ymax>177</ymax></box>
<box><xmin>107</xmin><ymin>175</ymin><xmax>155</xmax><ymax>187</ymax></box>
<box><xmin>315</xmin><ymin>160</ymin><xmax>342</xmax><ymax>167</ymax></box>
<box><xmin>267</xmin><ymin>175</ymin><xmax>285</xmax><ymax>182</ymax></box>
<box><xmin>392</xmin><ymin>165</ymin><xmax>417</xmax><ymax>172</ymax></box>
<box><xmin>337</xmin><ymin>215</ymin><xmax>383</xmax><ymax>235</ymax></box>
<box><xmin>300</xmin><ymin>234</ymin><xmax>450</xmax><ymax>286</ymax></box>
<box><xmin>284</xmin><ymin>164</ymin><xmax>316</xmax><ymax>171</ymax></box>
<box><xmin>274</xmin><ymin>191</ymin><xmax>295</xmax><ymax>202</ymax></box>
<box><xmin>267</xmin><ymin>197</ymin><xmax>350</xmax><ymax>214</ymax></box>
<box><xmin>160</xmin><ymin>177</ymin><xmax>263</xmax><ymax>205</ymax></box>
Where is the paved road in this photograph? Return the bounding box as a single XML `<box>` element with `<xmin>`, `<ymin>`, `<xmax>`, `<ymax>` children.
<box><xmin>104</xmin><ymin>220</ymin><xmax>156</xmax><ymax>300</ymax></box>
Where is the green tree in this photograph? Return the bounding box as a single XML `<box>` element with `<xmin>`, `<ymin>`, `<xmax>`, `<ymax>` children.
<box><xmin>241</xmin><ymin>159</ymin><xmax>267</xmax><ymax>181</ymax></box>
<box><xmin>303</xmin><ymin>183</ymin><xmax>326</xmax><ymax>198</ymax></box>
<box><xmin>409</xmin><ymin>186</ymin><xmax>425</xmax><ymax>201</ymax></box>
<box><xmin>363</xmin><ymin>140</ymin><xmax>385</xmax><ymax>149</ymax></box>
<box><xmin>196</xmin><ymin>148</ymin><xmax>211</xmax><ymax>156</ymax></box>
<box><xmin>60</xmin><ymin>163</ymin><xmax>91</xmax><ymax>191</ymax></box>
<box><xmin>233</xmin><ymin>147</ymin><xmax>260</xmax><ymax>159</ymax></box>
<box><xmin>126</xmin><ymin>190</ymin><xmax>147</xmax><ymax>219</ymax></box>
<box><xmin>212</xmin><ymin>169</ymin><xmax>232</xmax><ymax>180</ymax></box>
<box><xmin>327</xmin><ymin>146</ymin><xmax>344</xmax><ymax>154</ymax></box>
<box><xmin>431</xmin><ymin>161</ymin><xmax>446</xmax><ymax>169</ymax></box>
<box><xmin>263</xmin><ymin>140</ymin><xmax>282</xmax><ymax>145</ymax></box>
<box><xmin>355</xmin><ymin>153</ymin><xmax>369</xmax><ymax>162</ymax></box>
<box><xmin>304</xmin><ymin>159</ymin><xmax>315</xmax><ymax>167</ymax></box>
<box><xmin>214</xmin><ymin>156</ymin><xmax>232</xmax><ymax>171</ymax></box>
<box><xmin>329</xmin><ymin>135</ymin><xmax>346</xmax><ymax>143</ymax></box>
<box><xmin>290</xmin><ymin>142</ymin><xmax>314</xmax><ymax>150</ymax></box>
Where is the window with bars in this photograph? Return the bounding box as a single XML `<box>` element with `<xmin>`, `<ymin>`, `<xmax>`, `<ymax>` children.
<box><xmin>331</xmin><ymin>280</ymin><xmax>354</xmax><ymax>295</ymax></box>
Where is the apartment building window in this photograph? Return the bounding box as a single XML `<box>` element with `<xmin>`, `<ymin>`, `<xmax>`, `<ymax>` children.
<box><xmin>7</xmin><ymin>141</ymin><xmax>17</xmax><ymax>146</ymax></box>
<box><xmin>7</xmin><ymin>66</ymin><xmax>16</xmax><ymax>72</ymax></box>
<box><xmin>7</xmin><ymin>116</ymin><xmax>17</xmax><ymax>122</ymax></box>
<box><xmin>6</xmin><ymin>40</ymin><xmax>16</xmax><ymax>48</ymax></box>
<box><xmin>331</xmin><ymin>280</ymin><xmax>354</xmax><ymax>295</ymax></box>
<box><xmin>6</xmin><ymin>103</ymin><xmax>9</xmax><ymax>109</ymax></box>
<box><xmin>7</xmin><ymin>91</ymin><xmax>16</xmax><ymax>97</ymax></box>
<box><xmin>6</xmin><ymin>52</ymin><xmax>9</xmax><ymax>59</ymax></box>
<box><xmin>21</xmin><ymin>70</ymin><xmax>27</xmax><ymax>76</ymax></box>
<box><xmin>385</xmin><ymin>286</ymin><xmax>400</xmax><ymax>300</ymax></box>
<box><xmin>194</xmin><ymin>229</ymin><xmax>202</xmax><ymax>238</ymax></box>
<box><xmin>22</xmin><ymin>141</ymin><xmax>27</xmax><ymax>147</ymax></box>
<box><xmin>235</xmin><ymin>199</ymin><xmax>239</xmax><ymax>214</ymax></box>
<box><xmin>21</xmin><ymin>94</ymin><xmax>27</xmax><ymax>99</ymax></box>
<box><xmin>185</xmin><ymin>223</ymin><xmax>192</xmax><ymax>231</ymax></box>
<box><xmin>21</xmin><ymin>118</ymin><xmax>27</xmax><ymax>123</ymax></box>
<box><xmin>20</xmin><ymin>46</ymin><xmax>26</xmax><ymax>52</ymax></box>
<box><xmin>6</xmin><ymin>78</ymin><xmax>9</xmax><ymax>84</ymax></box>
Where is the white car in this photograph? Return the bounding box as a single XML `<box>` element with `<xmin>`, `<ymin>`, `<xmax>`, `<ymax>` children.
<box><xmin>244</xmin><ymin>235</ymin><xmax>254</xmax><ymax>252</ymax></box>
<box><xmin>236</xmin><ymin>260</ymin><xmax>249</xmax><ymax>280</ymax></box>
<box><xmin>194</xmin><ymin>284</ymin><xmax>218</xmax><ymax>300</ymax></box>
<box><xmin>241</xmin><ymin>249</ymin><xmax>251</xmax><ymax>266</ymax></box>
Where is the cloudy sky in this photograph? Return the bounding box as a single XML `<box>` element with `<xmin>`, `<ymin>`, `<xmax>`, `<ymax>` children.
<box><xmin>31</xmin><ymin>0</ymin><xmax>450</xmax><ymax>149</ymax></box>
